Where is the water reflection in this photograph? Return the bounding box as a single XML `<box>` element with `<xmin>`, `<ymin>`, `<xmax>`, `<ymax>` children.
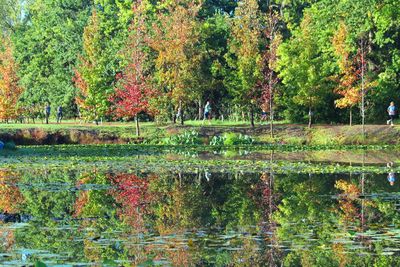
<box><xmin>0</xmin><ymin>168</ymin><xmax>398</xmax><ymax>266</ymax></box>
<box><xmin>387</xmin><ymin>162</ymin><xmax>396</xmax><ymax>186</ymax></box>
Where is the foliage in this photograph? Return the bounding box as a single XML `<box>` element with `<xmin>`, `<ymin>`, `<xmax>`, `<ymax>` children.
<box><xmin>74</xmin><ymin>10</ymin><xmax>111</xmax><ymax>123</ymax></box>
<box><xmin>0</xmin><ymin>37</ymin><xmax>23</xmax><ymax>121</ymax></box>
<box><xmin>332</xmin><ymin>22</ymin><xmax>360</xmax><ymax>110</ymax></box>
<box><xmin>1</xmin><ymin>0</ymin><xmax>400</xmax><ymax>125</ymax></box>
<box><xmin>109</xmin><ymin>1</ymin><xmax>152</xmax><ymax>121</ymax></box>
<box><xmin>225</xmin><ymin>0</ymin><xmax>261</xmax><ymax>126</ymax></box>
<box><xmin>210</xmin><ymin>132</ymin><xmax>254</xmax><ymax>146</ymax></box>
<box><xmin>13</xmin><ymin>0</ymin><xmax>92</xmax><ymax>117</ymax></box>
<box><xmin>162</xmin><ymin>130</ymin><xmax>202</xmax><ymax>145</ymax></box>
<box><xmin>277</xmin><ymin>12</ymin><xmax>328</xmax><ymax>126</ymax></box>
<box><xmin>147</xmin><ymin>0</ymin><xmax>202</xmax><ymax>123</ymax></box>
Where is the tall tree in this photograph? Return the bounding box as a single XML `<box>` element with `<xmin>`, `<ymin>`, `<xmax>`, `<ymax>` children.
<box><xmin>226</xmin><ymin>0</ymin><xmax>262</xmax><ymax>127</ymax></box>
<box><xmin>332</xmin><ymin>22</ymin><xmax>360</xmax><ymax>126</ymax></box>
<box><xmin>0</xmin><ymin>36</ymin><xmax>23</xmax><ymax>122</ymax></box>
<box><xmin>260</xmin><ymin>9</ymin><xmax>282</xmax><ymax>137</ymax></box>
<box><xmin>13</xmin><ymin>0</ymin><xmax>92</xmax><ymax>117</ymax></box>
<box><xmin>109</xmin><ymin>0</ymin><xmax>153</xmax><ymax>136</ymax></box>
<box><xmin>277</xmin><ymin>13</ymin><xmax>326</xmax><ymax>128</ymax></box>
<box><xmin>147</xmin><ymin>0</ymin><xmax>202</xmax><ymax>125</ymax></box>
<box><xmin>74</xmin><ymin>10</ymin><xmax>112</xmax><ymax>124</ymax></box>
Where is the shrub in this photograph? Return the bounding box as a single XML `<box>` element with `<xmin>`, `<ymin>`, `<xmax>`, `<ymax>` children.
<box><xmin>163</xmin><ymin>130</ymin><xmax>202</xmax><ymax>145</ymax></box>
<box><xmin>210</xmin><ymin>132</ymin><xmax>254</xmax><ymax>146</ymax></box>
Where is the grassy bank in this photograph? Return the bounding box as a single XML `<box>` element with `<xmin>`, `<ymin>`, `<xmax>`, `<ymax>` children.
<box><xmin>0</xmin><ymin>121</ymin><xmax>399</xmax><ymax>146</ymax></box>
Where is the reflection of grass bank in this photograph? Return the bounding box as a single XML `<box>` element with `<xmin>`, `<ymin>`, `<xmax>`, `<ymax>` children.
<box><xmin>1</xmin><ymin>122</ymin><xmax>400</xmax><ymax>145</ymax></box>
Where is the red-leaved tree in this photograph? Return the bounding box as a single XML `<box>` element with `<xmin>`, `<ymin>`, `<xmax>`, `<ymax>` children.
<box><xmin>260</xmin><ymin>9</ymin><xmax>282</xmax><ymax>137</ymax></box>
<box><xmin>109</xmin><ymin>1</ymin><xmax>152</xmax><ymax>136</ymax></box>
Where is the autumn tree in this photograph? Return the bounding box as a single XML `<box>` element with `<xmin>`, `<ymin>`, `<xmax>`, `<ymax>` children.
<box><xmin>74</xmin><ymin>10</ymin><xmax>112</xmax><ymax>124</ymax></box>
<box><xmin>260</xmin><ymin>9</ymin><xmax>282</xmax><ymax>137</ymax></box>
<box><xmin>0</xmin><ymin>36</ymin><xmax>23</xmax><ymax>122</ymax></box>
<box><xmin>147</xmin><ymin>0</ymin><xmax>202</xmax><ymax>125</ymax></box>
<box><xmin>226</xmin><ymin>0</ymin><xmax>261</xmax><ymax>127</ymax></box>
<box><xmin>109</xmin><ymin>1</ymin><xmax>152</xmax><ymax>136</ymax></box>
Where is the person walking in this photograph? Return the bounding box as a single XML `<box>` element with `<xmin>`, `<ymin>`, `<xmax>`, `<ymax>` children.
<box><xmin>202</xmin><ymin>100</ymin><xmax>211</xmax><ymax>125</ymax></box>
<box><xmin>56</xmin><ymin>105</ymin><xmax>63</xmax><ymax>123</ymax></box>
<box><xmin>387</xmin><ymin>101</ymin><xmax>396</xmax><ymax>126</ymax></box>
<box><xmin>44</xmin><ymin>103</ymin><xmax>51</xmax><ymax>124</ymax></box>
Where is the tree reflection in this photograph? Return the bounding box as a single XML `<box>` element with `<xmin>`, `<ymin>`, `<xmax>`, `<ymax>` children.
<box><xmin>0</xmin><ymin>168</ymin><xmax>398</xmax><ymax>266</ymax></box>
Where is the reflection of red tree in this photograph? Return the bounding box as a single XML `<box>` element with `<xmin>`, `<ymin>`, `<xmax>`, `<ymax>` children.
<box><xmin>258</xmin><ymin>172</ymin><xmax>281</xmax><ymax>266</ymax></box>
<box><xmin>73</xmin><ymin>174</ymin><xmax>92</xmax><ymax>217</ymax></box>
<box><xmin>0</xmin><ymin>170</ymin><xmax>24</xmax><ymax>213</ymax></box>
<box><xmin>109</xmin><ymin>173</ymin><xmax>151</xmax><ymax>229</ymax></box>
<box><xmin>0</xmin><ymin>228</ymin><xmax>15</xmax><ymax>251</ymax></box>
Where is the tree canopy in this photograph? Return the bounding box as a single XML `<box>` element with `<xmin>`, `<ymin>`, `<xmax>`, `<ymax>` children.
<box><xmin>0</xmin><ymin>0</ymin><xmax>399</xmax><ymax>125</ymax></box>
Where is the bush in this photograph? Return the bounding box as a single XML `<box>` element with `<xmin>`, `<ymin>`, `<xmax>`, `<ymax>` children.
<box><xmin>210</xmin><ymin>132</ymin><xmax>254</xmax><ymax>146</ymax></box>
<box><xmin>163</xmin><ymin>130</ymin><xmax>202</xmax><ymax>145</ymax></box>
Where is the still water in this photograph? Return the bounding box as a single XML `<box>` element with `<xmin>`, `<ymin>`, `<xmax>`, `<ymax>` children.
<box><xmin>0</xmin><ymin>164</ymin><xmax>399</xmax><ymax>266</ymax></box>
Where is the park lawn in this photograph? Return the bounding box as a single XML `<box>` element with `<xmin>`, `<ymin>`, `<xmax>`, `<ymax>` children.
<box><xmin>0</xmin><ymin>120</ymin><xmax>400</xmax><ymax>145</ymax></box>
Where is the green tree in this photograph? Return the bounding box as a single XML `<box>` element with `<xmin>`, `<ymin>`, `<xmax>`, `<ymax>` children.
<box><xmin>13</xmin><ymin>0</ymin><xmax>92</xmax><ymax>117</ymax></box>
<box><xmin>226</xmin><ymin>0</ymin><xmax>261</xmax><ymax>127</ymax></box>
<box><xmin>277</xmin><ymin>13</ymin><xmax>327</xmax><ymax>127</ymax></box>
<box><xmin>74</xmin><ymin>10</ymin><xmax>112</xmax><ymax>124</ymax></box>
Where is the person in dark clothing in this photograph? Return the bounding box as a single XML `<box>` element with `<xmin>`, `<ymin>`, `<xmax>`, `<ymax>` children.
<box><xmin>56</xmin><ymin>106</ymin><xmax>63</xmax><ymax>123</ymax></box>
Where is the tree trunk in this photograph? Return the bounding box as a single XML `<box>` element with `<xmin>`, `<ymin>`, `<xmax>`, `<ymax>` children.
<box><xmin>198</xmin><ymin>99</ymin><xmax>202</xmax><ymax>121</ymax></box>
<box><xmin>270</xmin><ymin>93</ymin><xmax>274</xmax><ymax>138</ymax></box>
<box><xmin>308</xmin><ymin>106</ymin><xmax>312</xmax><ymax>128</ymax></box>
<box><xmin>349</xmin><ymin>108</ymin><xmax>352</xmax><ymax>126</ymax></box>
<box><xmin>250</xmin><ymin>108</ymin><xmax>255</xmax><ymax>128</ymax></box>
<box><xmin>180</xmin><ymin>101</ymin><xmax>184</xmax><ymax>125</ymax></box>
<box><xmin>135</xmin><ymin>115</ymin><xmax>140</xmax><ymax>136</ymax></box>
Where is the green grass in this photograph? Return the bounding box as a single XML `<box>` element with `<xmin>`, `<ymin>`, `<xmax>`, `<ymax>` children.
<box><xmin>1</xmin><ymin>121</ymin><xmax>400</xmax><ymax>146</ymax></box>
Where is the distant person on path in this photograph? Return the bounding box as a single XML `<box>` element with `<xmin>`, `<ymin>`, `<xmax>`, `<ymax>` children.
<box><xmin>387</xmin><ymin>101</ymin><xmax>396</xmax><ymax>126</ymax></box>
<box><xmin>56</xmin><ymin>105</ymin><xmax>63</xmax><ymax>123</ymax></box>
<box><xmin>44</xmin><ymin>103</ymin><xmax>51</xmax><ymax>124</ymax></box>
<box><xmin>261</xmin><ymin>109</ymin><xmax>267</xmax><ymax>122</ymax></box>
<box><xmin>202</xmin><ymin>100</ymin><xmax>211</xmax><ymax>125</ymax></box>
<box><xmin>176</xmin><ymin>106</ymin><xmax>182</xmax><ymax>121</ymax></box>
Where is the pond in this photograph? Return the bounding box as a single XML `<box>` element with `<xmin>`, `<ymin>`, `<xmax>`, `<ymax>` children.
<box><xmin>0</xmin><ymin>146</ymin><xmax>399</xmax><ymax>266</ymax></box>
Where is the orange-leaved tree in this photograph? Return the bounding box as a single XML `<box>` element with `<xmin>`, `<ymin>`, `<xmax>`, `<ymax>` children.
<box><xmin>332</xmin><ymin>22</ymin><xmax>361</xmax><ymax>126</ymax></box>
<box><xmin>147</xmin><ymin>0</ymin><xmax>202</xmax><ymax>125</ymax></box>
<box><xmin>0</xmin><ymin>36</ymin><xmax>23</xmax><ymax>122</ymax></box>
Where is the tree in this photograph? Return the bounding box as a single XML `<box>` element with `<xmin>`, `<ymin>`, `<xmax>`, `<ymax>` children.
<box><xmin>332</xmin><ymin>22</ymin><xmax>360</xmax><ymax>126</ymax></box>
<box><xmin>13</xmin><ymin>0</ymin><xmax>93</xmax><ymax>117</ymax></box>
<box><xmin>226</xmin><ymin>0</ymin><xmax>261</xmax><ymax>127</ymax></box>
<box><xmin>74</xmin><ymin>10</ymin><xmax>111</xmax><ymax>124</ymax></box>
<box><xmin>0</xmin><ymin>0</ymin><xmax>24</xmax><ymax>33</ymax></box>
<box><xmin>277</xmin><ymin>13</ymin><xmax>326</xmax><ymax>128</ymax></box>
<box><xmin>147</xmin><ymin>0</ymin><xmax>202</xmax><ymax>125</ymax></box>
<box><xmin>109</xmin><ymin>1</ymin><xmax>152</xmax><ymax>136</ymax></box>
<box><xmin>260</xmin><ymin>9</ymin><xmax>282</xmax><ymax>137</ymax></box>
<box><xmin>0</xmin><ymin>36</ymin><xmax>23</xmax><ymax>122</ymax></box>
